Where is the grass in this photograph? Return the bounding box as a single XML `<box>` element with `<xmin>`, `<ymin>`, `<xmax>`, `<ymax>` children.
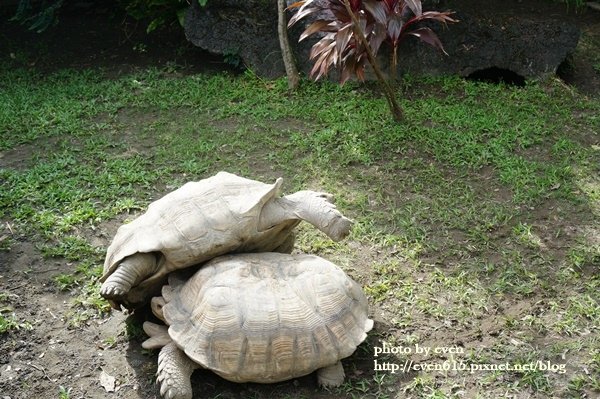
<box><xmin>0</xmin><ymin>292</ymin><xmax>33</xmax><ymax>333</ymax></box>
<box><xmin>0</xmin><ymin>63</ymin><xmax>598</xmax><ymax>398</ymax></box>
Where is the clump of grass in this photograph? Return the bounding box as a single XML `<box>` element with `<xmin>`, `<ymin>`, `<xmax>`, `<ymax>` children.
<box><xmin>64</xmin><ymin>280</ymin><xmax>111</xmax><ymax>328</ymax></box>
<box><xmin>0</xmin><ymin>313</ymin><xmax>33</xmax><ymax>333</ymax></box>
<box><xmin>58</xmin><ymin>385</ymin><xmax>71</xmax><ymax>399</ymax></box>
<box><xmin>0</xmin><ymin>292</ymin><xmax>33</xmax><ymax>333</ymax></box>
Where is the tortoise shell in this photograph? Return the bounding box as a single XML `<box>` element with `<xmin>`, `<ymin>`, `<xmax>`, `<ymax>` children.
<box><xmin>100</xmin><ymin>172</ymin><xmax>295</xmax><ymax>288</ymax></box>
<box><xmin>161</xmin><ymin>252</ymin><xmax>373</xmax><ymax>383</ymax></box>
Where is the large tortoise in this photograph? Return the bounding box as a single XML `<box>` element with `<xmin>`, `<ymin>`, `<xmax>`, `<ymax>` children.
<box><xmin>142</xmin><ymin>252</ymin><xmax>373</xmax><ymax>399</ymax></box>
<box><xmin>100</xmin><ymin>172</ymin><xmax>352</xmax><ymax>309</ymax></box>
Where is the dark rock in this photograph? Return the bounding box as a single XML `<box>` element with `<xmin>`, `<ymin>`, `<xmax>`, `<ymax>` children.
<box><xmin>184</xmin><ymin>0</ymin><xmax>284</xmax><ymax>78</ymax></box>
<box><xmin>184</xmin><ymin>0</ymin><xmax>580</xmax><ymax>81</ymax></box>
<box><xmin>396</xmin><ymin>3</ymin><xmax>581</xmax><ymax>79</ymax></box>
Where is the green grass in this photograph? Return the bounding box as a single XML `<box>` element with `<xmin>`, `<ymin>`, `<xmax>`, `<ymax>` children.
<box><xmin>0</xmin><ymin>292</ymin><xmax>33</xmax><ymax>333</ymax></box>
<box><xmin>0</xmin><ymin>64</ymin><xmax>598</xmax><ymax>397</ymax></box>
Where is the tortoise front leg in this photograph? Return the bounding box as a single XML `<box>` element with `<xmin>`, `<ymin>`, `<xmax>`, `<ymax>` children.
<box><xmin>100</xmin><ymin>252</ymin><xmax>158</xmax><ymax>301</ymax></box>
<box><xmin>258</xmin><ymin>191</ymin><xmax>352</xmax><ymax>241</ymax></box>
<box><xmin>157</xmin><ymin>342</ymin><xmax>199</xmax><ymax>399</ymax></box>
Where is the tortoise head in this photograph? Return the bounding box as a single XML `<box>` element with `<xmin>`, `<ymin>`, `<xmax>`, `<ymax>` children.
<box><xmin>151</xmin><ymin>296</ymin><xmax>167</xmax><ymax>322</ymax></box>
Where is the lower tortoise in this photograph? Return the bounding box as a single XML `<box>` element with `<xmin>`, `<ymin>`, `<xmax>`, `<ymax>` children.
<box><xmin>143</xmin><ymin>252</ymin><xmax>373</xmax><ymax>399</ymax></box>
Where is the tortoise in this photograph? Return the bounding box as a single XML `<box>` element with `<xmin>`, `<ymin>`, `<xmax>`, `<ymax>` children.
<box><xmin>99</xmin><ymin>172</ymin><xmax>353</xmax><ymax>309</ymax></box>
<box><xmin>142</xmin><ymin>252</ymin><xmax>373</xmax><ymax>399</ymax></box>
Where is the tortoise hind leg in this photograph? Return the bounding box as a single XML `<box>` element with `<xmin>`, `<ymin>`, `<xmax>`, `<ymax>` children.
<box><xmin>317</xmin><ymin>361</ymin><xmax>345</xmax><ymax>387</ymax></box>
<box><xmin>259</xmin><ymin>191</ymin><xmax>352</xmax><ymax>242</ymax></box>
<box><xmin>157</xmin><ymin>342</ymin><xmax>199</xmax><ymax>399</ymax></box>
<box><xmin>100</xmin><ymin>252</ymin><xmax>158</xmax><ymax>300</ymax></box>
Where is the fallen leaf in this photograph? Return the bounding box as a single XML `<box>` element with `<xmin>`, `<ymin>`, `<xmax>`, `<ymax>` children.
<box><xmin>99</xmin><ymin>370</ymin><xmax>116</xmax><ymax>393</ymax></box>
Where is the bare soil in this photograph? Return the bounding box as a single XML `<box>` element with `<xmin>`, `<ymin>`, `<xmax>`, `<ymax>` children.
<box><xmin>0</xmin><ymin>2</ymin><xmax>599</xmax><ymax>399</ymax></box>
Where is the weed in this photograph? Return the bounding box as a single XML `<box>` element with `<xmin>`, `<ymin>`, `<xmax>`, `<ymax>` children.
<box><xmin>103</xmin><ymin>336</ymin><xmax>118</xmax><ymax>348</ymax></box>
<box><xmin>567</xmin><ymin>374</ymin><xmax>588</xmax><ymax>393</ymax></box>
<box><xmin>54</xmin><ymin>273</ymin><xmax>79</xmax><ymax>291</ymax></box>
<box><xmin>0</xmin><ymin>312</ymin><xmax>33</xmax><ymax>333</ymax></box>
<box><xmin>58</xmin><ymin>385</ymin><xmax>71</xmax><ymax>399</ymax></box>
<box><xmin>515</xmin><ymin>367</ymin><xmax>551</xmax><ymax>393</ymax></box>
<box><xmin>125</xmin><ymin>316</ymin><xmax>147</xmax><ymax>341</ymax></box>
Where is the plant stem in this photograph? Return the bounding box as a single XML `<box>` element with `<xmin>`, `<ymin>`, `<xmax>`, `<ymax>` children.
<box><xmin>340</xmin><ymin>0</ymin><xmax>403</xmax><ymax>122</ymax></box>
<box><xmin>277</xmin><ymin>0</ymin><xmax>300</xmax><ymax>90</ymax></box>
<box><xmin>390</xmin><ymin>45</ymin><xmax>398</xmax><ymax>90</ymax></box>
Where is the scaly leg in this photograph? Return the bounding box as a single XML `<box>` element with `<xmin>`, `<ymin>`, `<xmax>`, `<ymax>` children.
<box><xmin>317</xmin><ymin>361</ymin><xmax>345</xmax><ymax>387</ymax></box>
<box><xmin>258</xmin><ymin>191</ymin><xmax>352</xmax><ymax>241</ymax></box>
<box><xmin>157</xmin><ymin>342</ymin><xmax>199</xmax><ymax>399</ymax></box>
<box><xmin>100</xmin><ymin>252</ymin><xmax>158</xmax><ymax>300</ymax></box>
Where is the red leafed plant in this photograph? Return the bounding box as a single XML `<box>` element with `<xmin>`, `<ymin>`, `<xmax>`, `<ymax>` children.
<box><xmin>288</xmin><ymin>0</ymin><xmax>457</xmax><ymax>121</ymax></box>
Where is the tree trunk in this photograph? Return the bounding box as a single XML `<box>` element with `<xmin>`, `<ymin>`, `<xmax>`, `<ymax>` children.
<box><xmin>277</xmin><ymin>0</ymin><xmax>300</xmax><ymax>90</ymax></box>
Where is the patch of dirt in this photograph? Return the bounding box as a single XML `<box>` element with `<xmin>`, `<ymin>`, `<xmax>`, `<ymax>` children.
<box><xmin>0</xmin><ymin>135</ymin><xmax>80</xmax><ymax>170</ymax></box>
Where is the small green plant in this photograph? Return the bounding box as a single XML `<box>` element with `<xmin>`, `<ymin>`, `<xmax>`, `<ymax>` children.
<box><xmin>54</xmin><ymin>273</ymin><xmax>79</xmax><ymax>291</ymax></box>
<box><xmin>125</xmin><ymin>316</ymin><xmax>147</xmax><ymax>341</ymax></box>
<box><xmin>103</xmin><ymin>336</ymin><xmax>118</xmax><ymax>348</ymax></box>
<box><xmin>516</xmin><ymin>368</ymin><xmax>551</xmax><ymax>393</ymax></box>
<box><xmin>58</xmin><ymin>385</ymin><xmax>71</xmax><ymax>399</ymax></box>
<box><xmin>223</xmin><ymin>49</ymin><xmax>243</xmax><ymax>69</ymax></box>
<box><xmin>556</xmin><ymin>0</ymin><xmax>587</xmax><ymax>11</ymax></box>
<box><xmin>0</xmin><ymin>235</ymin><xmax>12</xmax><ymax>252</ymax></box>
<box><xmin>0</xmin><ymin>312</ymin><xmax>33</xmax><ymax>333</ymax></box>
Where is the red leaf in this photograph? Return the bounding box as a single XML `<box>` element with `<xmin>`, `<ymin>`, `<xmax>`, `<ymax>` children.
<box><xmin>369</xmin><ymin>22</ymin><xmax>387</xmax><ymax>55</ymax></box>
<box><xmin>310</xmin><ymin>36</ymin><xmax>335</xmax><ymax>59</ymax></box>
<box><xmin>286</xmin><ymin>1</ymin><xmax>307</xmax><ymax>11</ymax></box>
<box><xmin>300</xmin><ymin>20</ymin><xmax>331</xmax><ymax>41</ymax></box>
<box><xmin>335</xmin><ymin>24</ymin><xmax>353</xmax><ymax>59</ymax></box>
<box><xmin>388</xmin><ymin>14</ymin><xmax>403</xmax><ymax>43</ymax></box>
<box><xmin>419</xmin><ymin>11</ymin><xmax>458</xmax><ymax>24</ymax></box>
<box><xmin>404</xmin><ymin>0</ymin><xmax>422</xmax><ymax>17</ymax></box>
<box><xmin>288</xmin><ymin>6</ymin><xmax>320</xmax><ymax>27</ymax></box>
<box><xmin>340</xmin><ymin>54</ymin><xmax>358</xmax><ymax>84</ymax></box>
<box><xmin>406</xmin><ymin>27</ymin><xmax>447</xmax><ymax>54</ymax></box>
<box><xmin>358</xmin><ymin>12</ymin><xmax>368</xmax><ymax>34</ymax></box>
<box><xmin>355</xmin><ymin>62</ymin><xmax>366</xmax><ymax>81</ymax></box>
<box><xmin>363</xmin><ymin>0</ymin><xmax>387</xmax><ymax>24</ymax></box>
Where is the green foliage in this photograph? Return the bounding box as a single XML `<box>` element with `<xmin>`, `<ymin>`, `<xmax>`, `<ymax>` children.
<box><xmin>9</xmin><ymin>0</ymin><xmax>210</xmax><ymax>34</ymax></box>
<box><xmin>121</xmin><ymin>0</ymin><xmax>209</xmax><ymax>33</ymax></box>
<box><xmin>556</xmin><ymin>0</ymin><xmax>586</xmax><ymax>11</ymax></box>
<box><xmin>0</xmin><ymin>292</ymin><xmax>33</xmax><ymax>333</ymax></box>
<box><xmin>11</xmin><ymin>0</ymin><xmax>64</xmax><ymax>33</ymax></box>
<box><xmin>0</xmin><ymin>312</ymin><xmax>33</xmax><ymax>333</ymax></box>
<box><xmin>121</xmin><ymin>0</ymin><xmax>188</xmax><ymax>32</ymax></box>
<box><xmin>58</xmin><ymin>386</ymin><xmax>71</xmax><ymax>399</ymax></box>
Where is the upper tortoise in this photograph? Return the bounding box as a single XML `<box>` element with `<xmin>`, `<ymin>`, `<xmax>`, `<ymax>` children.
<box><xmin>100</xmin><ymin>171</ymin><xmax>353</xmax><ymax>309</ymax></box>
